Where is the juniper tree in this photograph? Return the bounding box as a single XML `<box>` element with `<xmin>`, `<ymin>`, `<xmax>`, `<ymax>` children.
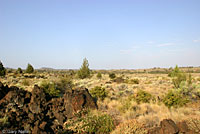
<box><xmin>0</xmin><ymin>61</ymin><xmax>6</xmax><ymax>76</ymax></box>
<box><xmin>25</xmin><ymin>63</ymin><xmax>34</xmax><ymax>73</ymax></box>
<box><xmin>77</xmin><ymin>58</ymin><xmax>90</xmax><ymax>79</ymax></box>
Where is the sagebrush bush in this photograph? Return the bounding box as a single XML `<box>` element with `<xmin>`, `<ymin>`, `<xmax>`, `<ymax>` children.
<box><xmin>77</xmin><ymin>58</ymin><xmax>90</xmax><ymax>79</ymax></box>
<box><xmin>25</xmin><ymin>63</ymin><xmax>34</xmax><ymax>73</ymax></box>
<box><xmin>111</xmin><ymin>119</ymin><xmax>147</xmax><ymax>134</ymax></box>
<box><xmin>168</xmin><ymin>65</ymin><xmax>187</xmax><ymax>88</ymax></box>
<box><xmin>90</xmin><ymin>86</ymin><xmax>108</xmax><ymax>101</ymax></box>
<box><xmin>134</xmin><ymin>90</ymin><xmax>154</xmax><ymax>104</ymax></box>
<box><xmin>126</xmin><ymin>78</ymin><xmax>139</xmax><ymax>84</ymax></box>
<box><xmin>56</xmin><ymin>77</ymin><xmax>74</xmax><ymax>93</ymax></box>
<box><xmin>65</xmin><ymin>111</ymin><xmax>115</xmax><ymax>134</ymax></box>
<box><xmin>163</xmin><ymin>90</ymin><xmax>189</xmax><ymax>108</ymax></box>
<box><xmin>40</xmin><ymin>81</ymin><xmax>60</xmax><ymax>97</ymax></box>
<box><xmin>186</xmin><ymin>118</ymin><xmax>200</xmax><ymax>133</ymax></box>
<box><xmin>96</xmin><ymin>72</ymin><xmax>102</xmax><ymax>79</ymax></box>
<box><xmin>22</xmin><ymin>79</ymin><xmax>30</xmax><ymax>86</ymax></box>
<box><xmin>40</xmin><ymin>77</ymin><xmax>73</xmax><ymax>97</ymax></box>
<box><xmin>0</xmin><ymin>61</ymin><xmax>6</xmax><ymax>76</ymax></box>
<box><xmin>109</xmin><ymin>73</ymin><xmax>116</xmax><ymax>79</ymax></box>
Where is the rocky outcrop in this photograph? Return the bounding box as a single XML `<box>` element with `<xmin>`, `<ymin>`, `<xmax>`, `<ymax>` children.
<box><xmin>148</xmin><ymin>119</ymin><xmax>196</xmax><ymax>134</ymax></box>
<box><xmin>0</xmin><ymin>81</ymin><xmax>97</xmax><ymax>133</ymax></box>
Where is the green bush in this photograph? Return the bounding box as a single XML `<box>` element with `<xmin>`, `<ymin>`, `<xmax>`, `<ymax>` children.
<box><xmin>163</xmin><ymin>90</ymin><xmax>189</xmax><ymax>108</ymax></box>
<box><xmin>96</xmin><ymin>72</ymin><xmax>102</xmax><ymax>79</ymax></box>
<box><xmin>56</xmin><ymin>77</ymin><xmax>74</xmax><ymax>94</ymax></box>
<box><xmin>17</xmin><ymin>67</ymin><xmax>23</xmax><ymax>74</ymax></box>
<box><xmin>126</xmin><ymin>79</ymin><xmax>139</xmax><ymax>84</ymax></box>
<box><xmin>22</xmin><ymin>79</ymin><xmax>30</xmax><ymax>86</ymax></box>
<box><xmin>77</xmin><ymin>58</ymin><xmax>90</xmax><ymax>79</ymax></box>
<box><xmin>134</xmin><ymin>90</ymin><xmax>153</xmax><ymax>104</ymax></box>
<box><xmin>168</xmin><ymin>65</ymin><xmax>187</xmax><ymax>88</ymax></box>
<box><xmin>65</xmin><ymin>111</ymin><xmax>115</xmax><ymax>134</ymax></box>
<box><xmin>90</xmin><ymin>86</ymin><xmax>108</xmax><ymax>101</ymax></box>
<box><xmin>0</xmin><ymin>61</ymin><xmax>6</xmax><ymax>76</ymax></box>
<box><xmin>40</xmin><ymin>81</ymin><xmax>60</xmax><ymax>97</ymax></box>
<box><xmin>40</xmin><ymin>77</ymin><xmax>73</xmax><ymax>97</ymax></box>
<box><xmin>109</xmin><ymin>73</ymin><xmax>116</xmax><ymax>79</ymax></box>
<box><xmin>25</xmin><ymin>63</ymin><xmax>34</xmax><ymax>73</ymax></box>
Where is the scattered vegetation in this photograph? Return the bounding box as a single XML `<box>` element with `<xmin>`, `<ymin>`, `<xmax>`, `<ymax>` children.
<box><xmin>1</xmin><ymin>62</ymin><xmax>200</xmax><ymax>133</ymax></box>
<box><xmin>77</xmin><ymin>58</ymin><xmax>90</xmax><ymax>79</ymax></box>
<box><xmin>65</xmin><ymin>110</ymin><xmax>115</xmax><ymax>134</ymax></box>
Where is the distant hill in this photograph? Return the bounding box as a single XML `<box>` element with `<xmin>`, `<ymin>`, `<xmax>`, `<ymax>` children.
<box><xmin>39</xmin><ymin>67</ymin><xmax>55</xmax><ymax>70</ymax></box>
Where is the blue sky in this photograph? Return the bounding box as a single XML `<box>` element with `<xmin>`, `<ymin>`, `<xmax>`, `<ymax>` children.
<box><xmin>0</xmin><ymin>0</ymin><xmax>200</xmax><ymax>69</ymax></box>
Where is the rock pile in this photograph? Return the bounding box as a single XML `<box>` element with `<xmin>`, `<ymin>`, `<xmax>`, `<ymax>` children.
<box><xmin>148</xmin><ymin>119</ymin><xmax>196</xmax><ymax>134</ymax></box>
<box><xmin>0</xmin><ymin>82</ymin><xmax>97</xmax><ymax>133</ymax></box>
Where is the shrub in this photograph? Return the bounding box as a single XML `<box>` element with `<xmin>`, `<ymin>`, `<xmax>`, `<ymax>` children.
<box><xmin>65</xmin><ymin>111</ymin><xmax>115</xmax><ymax>134</ymax></box>
<box><xmin>134</xmin><ymin>90</ymin><xmax>153</xmax><ymax>104</ymax></box>
<box><xmin>163</xmin><ymin>90</ymin><xmax>189</xmax><ymax>108</ymax></box>
<box><xmin>168</xmin><ymin>65</ymin><xmax>187</xmax><ymax>88</ymax></box>
<box><xmin>77</xmin><ymin>58</ymin><xmax>90</xmax><ymax>79</ymax></box>
<box><xmin>126</xmin><ymin>79</ymin><xmax>139</xmax><ymax>84</ymax></box>
<box><xmin>0</xmin><ymin>61</ymin><xmax>6</xmax><ymax>76</ymax></box>
<box><xmin>96</xmin><ymin>72</ymin><xmax>102</xmax><ymax>79</ymax></box>
<box><xmin>113</xmin><ymin>77</ymin><xmax>125</xmax><ymax>83</ymax></box>
<box><xmin>40</xmin><ymin>77</ymin><xmax>73</xmax><ymax>97</ymax></box>
<box><xmin>22</xmin><ymin>79</ymin><xmax>30</xmax><ymax>86</ymax></box>
<box><xmin>109</xmin><ymin>73</ymin><xmax>116</xmax><ymax>79</ymax></box>
<box><xmin>90</xmin><ymin>86</ymin><xmax>108</xmax><ymax>101</ymax></box>
<box><xmin>25</xmin><ymin>63</ymin><xmax>34</xmax><ymax>73</ymax></box>
<box><xmin>111</xmin><ymin>119</ymin><xmax>147</xmax><ymax>134</ymax></box>
<box><xmin>186</xmin><ymin>118</ymin><xmax>200</xmax><ymax>133</ymax></box>
<box><xmin>17</xmin><ymin>67</ymin><xmax>23</xmax><ymax>74</ymax></box>
<box><xmin>56</xmin><ymin>77</ymin><xmax>74</xmax><ymax>94</ymax></box>
<box><xmin>40</xmin><ymin>81</ymin><xmax>60</xmax><ymax>97</ymax></box>
<box><xmin>118</xmin><ymin>97</ymin><xmax>132</xmax><ymax>113</ymax></box>
<box><xmin>0</xmin><ymin>116</ymin><xmax>9</xmax><ymax>129</ymax></box>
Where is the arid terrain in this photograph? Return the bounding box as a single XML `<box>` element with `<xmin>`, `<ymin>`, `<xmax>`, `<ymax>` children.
<box><xmin>1</xmin><ymin>66</ymin><xmax>200</xmax><ymax>133</ymax></box>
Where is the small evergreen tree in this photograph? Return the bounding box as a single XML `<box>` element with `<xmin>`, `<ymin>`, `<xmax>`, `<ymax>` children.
<box><xmin>25</xmin><ymin>63</ymin><xmax>34</xmax><ymax>73</ymax></box>
<box><xmin>17</xmin><ymin>67</ymin><xmax>23</xmax><ymax>74</ymax></box>
<box><xmin>77</xmin><ymin>58</ymin><xmax>90</xmax><ymax>79</ymax></box>
<box><xmin>0</xmin><ymin>61</ymin><xmax>6</xmax><ymax>76</ymax></box>
<box><xmin>97</xmin><ymin>72</ymin><xmax>102</xmax><ymax>79</ymax></box>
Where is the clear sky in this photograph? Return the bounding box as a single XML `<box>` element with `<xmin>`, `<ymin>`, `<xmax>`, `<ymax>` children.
<box><xmin>0</xmin><ymin>0</ymin><xmax>200</xmax><ymax>69</ymax></box>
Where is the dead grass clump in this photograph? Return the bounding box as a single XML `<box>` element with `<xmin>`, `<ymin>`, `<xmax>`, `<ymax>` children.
<box><xmin>111</xmin><ymin>119</ymin><xmax>147</xmax><ymax>134</ymax></box>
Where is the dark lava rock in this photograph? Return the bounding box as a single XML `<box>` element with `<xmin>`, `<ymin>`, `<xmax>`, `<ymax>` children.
<box><xmin>0</xmin><ymin>81</ymin><xmax>10</xmax><ymax>100</ymax></box>
<box><xmin>148</xmin><ymin>119</ymin><xmax>197</xmax><ymax>134</ymax></box>
<box><xmin>160</xmin><ymin>119</ymin><xmax>179</xmax><ymax>134</ymax></box>
<box><xmin>0</xmin><ymin>81</ymin><xmax>97</xmax><ymax>133</ymax></box>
